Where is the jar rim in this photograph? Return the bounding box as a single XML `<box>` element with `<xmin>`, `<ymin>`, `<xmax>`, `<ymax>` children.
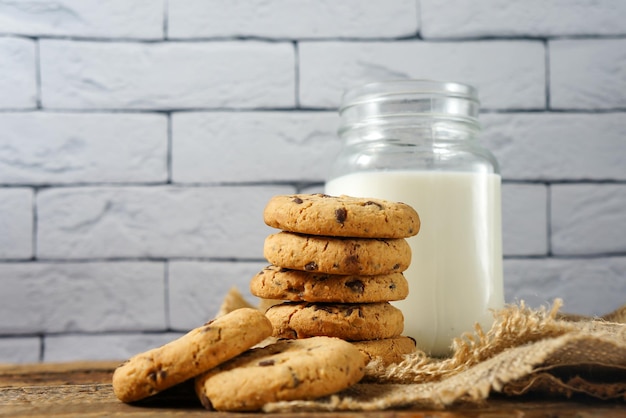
<box><xmin>340</xmin><ymin>79</ymin><xmax>479</xmax><ymax>111</ymax></box>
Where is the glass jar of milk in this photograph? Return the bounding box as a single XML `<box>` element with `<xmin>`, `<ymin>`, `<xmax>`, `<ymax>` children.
<box><xmin>325</xmin><ymin>80</ymin><xmax>504</xmax><ymax>357</ymax></box>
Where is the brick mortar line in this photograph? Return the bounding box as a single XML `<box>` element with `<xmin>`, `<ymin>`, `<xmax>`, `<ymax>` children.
<box><xmin>3</xmin><ymin>33</ymin><xmax>626</xmax><ymax>43</ymax></box>
<box><xmin>164</xmin><ymin>261</ymin><xmax>171</xmax><ymax>330</ymax></box>
<box><xmin>162</xmin><ymin>0</ymin><xmax>169</xmax><ymax>40</ymax></box>
<box><xmin>544</xmin><ymin>39</ymin><xmax>551</xmax><ymax>109</ymax></box>
<box><xmin>1</xmin><ymin>254</ymin><xmax>626</xmax><ymax>264</ymax></box>
<box><xmin>3</xmin><ymin>107</ymin><xmax>626</xmax><ymax>113</ymax></box>
<box><xmin>31</xmin><ymin>188</ymin><xmax>38</xmax><ymax>262</ymax></box>
<box><xmin>294</xmin><ymin>41</ymin><xmax>300</xmax><ymax>108</ymax></box>
<box><xmin>0</xmin><ymin>257</ymin><xmax>266</xmax><ymax>263</ymax></box>
<box><xmin>1</xmin><ymin>180</ymin><xmax>625</xmax><ymax>189</ymax></box>
<box><xmin>546</xmin><ymin>183</ymin><xmax>553</xmax><ymax>257</ymax></box>
<box><xmin>0</xmin><ymin>181</ymin><xmax>305</xmax><ymax>188</ymax></box>
<box><xmin>166</xmin><ymin>112</ymin><xmax>173</xmax><ymax>184</ymax></box>
<box><xmin>34</xmin><ymin>39</ymin><xmax>42</xmax><ymax>109</ymax></box>
<box><xmin>38</xmin><ymin>335</ymin><xmax>44</xmax><ymax>362</ymax></box>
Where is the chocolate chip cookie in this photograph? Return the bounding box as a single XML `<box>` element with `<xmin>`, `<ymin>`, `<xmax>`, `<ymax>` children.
<box><xmin>264</xmin><ymin>232</ymin><xmax>411</xmax><ymax>275</ymax></box>
<box><xmin>265</xmin><ymin>302</ymin><xmax>404</xmax><ymax>341</ymax></box>
<box><xmin>264</xmin><ymin>193</ymin><xmax>420</xmax><ymax>238</ymax></box>
<box><xmin>194</xmin><ymin>336</ymin><xmax>367</xmax><ymax>411</ymax></box>
<box><xmin>250</xmin><ymin>265</ymin><xmax>409</xmax><ymax>303</ymax></box>
<box><xmin>352</xmin><ymin>336</ymin><xmax>417</xmax><ymax>366</ymax></box>
<box><xmin>112</xmin><ymin>308</ymin><xmax>273</xmax><ymax>403</ymax></box>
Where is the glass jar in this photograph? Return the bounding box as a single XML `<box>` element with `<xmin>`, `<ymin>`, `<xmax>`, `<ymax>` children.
<box><xmin>325</xmin><ymin>80</ymin><xmax>504</xmax><ymax>357</ymax></box>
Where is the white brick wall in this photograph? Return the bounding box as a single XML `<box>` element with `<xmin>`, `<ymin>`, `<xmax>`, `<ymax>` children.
<box><xmin>171</xmin><ymin>112</ymin><xmax>339</xmax><ymax>183</ymax></box>
<box><xmin>299</xmin><ymin>41</ymin><xmax>546</xmax><ymax>109</ymax></box>
<box><xmin>0</xmin><ymin>0</ymin><xmax>624</xmax><ymax>363</ymax></box>
<box><xmin>167</xmin><ymin>0</ymin><xmax>419</xmax><ymax>39</ymax></box>
<box><xmin>0</xmin><ymin>37</ymin><xmax>37</xmax><ymax>109</ymax></box>
<box><xmin>550</xmin><ymin>39</ymin><xmax>626</xmax><ymax>110</ymax></box>
<box><xmin>40</xmin><ymin>40</ymin><xmax>295</xmax><ymax>109</ymax></box>
<box><xmin>0</xmin><ymin>262</ymin><xmax>166</xmax><ymax>334</ymax></box>
<box><xmin>0</xmin><ymin>188</ymin><xmax>33</xmax><ymax>259</ymax></box>
<box><xmin>0</xmin><ymin>112</ymin><xmax>168</xmax><ymax>184</ymax></box>
<box><xmin>420</xmin><ymin>0</ymin><xmax>626</xmax><ymax>38</ymax></box>
<box><xmin>0</xmin><ymin>0</ymin><xmax>164</xmax><ymax>39</ymax></box>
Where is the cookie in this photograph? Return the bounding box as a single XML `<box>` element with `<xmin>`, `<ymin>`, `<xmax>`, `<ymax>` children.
<box><xmin>265</xmin><ymin>302</ymin><xmax>404</xmax><ymax>341</ymax></box>
<box><xmin>250</xmin><ymin>265</ymin><xmax>409</xmax><ymax>303</ymax></box>
<box><xmin>264</xmin><ymin>232</ymin><xmax>411</xmax><ymax>275</ymax></box>
<box><xmin>352</xmin><ymin>336</ymin><xmax>417</xmax><ymax>366</ymax></box>
<box><xmin>112</xmin><ymin>308</ymin><xmax>273</xmax><ymax>403</ymax></box>
<box><xmin>264</xmin><ymin>193</ymin><xmax>420</xmax><ymax>238</ymax></box>
<box><xmin>194</xmin><ymin>336</ymin><xmax>367</xmax><ymax>411</ymax></box>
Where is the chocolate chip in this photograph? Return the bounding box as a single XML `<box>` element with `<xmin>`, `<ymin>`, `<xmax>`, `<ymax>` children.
<box><xmin>258</xmin><ymin>359</ymin><xmax>275</xmax><ymax>367</ymax></box>
<box><xmin>159</xmin><ymin>370</ymin><xmax>167</xmax><ymax>380</ymax></box>
<box><xmin>345</xmin><ymin>279</ymin><xmax>365</xmax><ymax>294</ymax></box>
<box><xmin>292</xmin><ymin>197</ymin><xmax>303</xmax><ymax>204</ymax></box>
<box><xmin>289</xmin><ymin>368</ymin><xmax>302</xmax><ymax>388</ymax></box>
<box><xmin>147</xmin><ymin>371</ymin><xmax>157</xmax><ymax>381</ymax></box>
<box><xmin>304</xmin><ymin>261</ymin><xmax>318</xmax><ymax>271</ymax></box>
<box><xmin>393</xmin><ymin>263</ymin><xmax>400</xmax><ymax>270</ymax></box>
<box><xmin>389</xmin><ymin>282</ymin><xmax>397</xmax><ymax>290</ymax></box>
<box><xmin>334</xmin><ymin>208</ymin><xmax>347</xmax><ymax>224</ymax></box>
<box><xmin>313</xmin><ymin>305</ymin><xmax>335</xmax><ymax>314</ymax></box>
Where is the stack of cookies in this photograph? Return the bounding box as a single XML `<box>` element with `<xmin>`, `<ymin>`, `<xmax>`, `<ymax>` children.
<box><xmin>251</xmin><ymin>193</ymin><xmax>421</xmax><ymax>366</ymax></box>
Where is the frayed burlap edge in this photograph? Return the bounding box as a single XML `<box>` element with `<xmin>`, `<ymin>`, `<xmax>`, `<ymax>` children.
<box><xmin>261</xmin><ymin>299</ymin><xmax>626</xmax><ymax>413</ymax></box>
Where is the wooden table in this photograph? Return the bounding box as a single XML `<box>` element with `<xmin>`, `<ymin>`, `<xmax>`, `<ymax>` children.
<box><xmin>1</xmin><ymin>361</ymin><xmax>624</xmax><ymax>417</ymax></box>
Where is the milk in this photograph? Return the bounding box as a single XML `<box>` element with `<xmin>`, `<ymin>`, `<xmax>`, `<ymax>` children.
<box><xmin>325</xmin><ymin>170</ymin><xmax>504</xmax><ymax>356</ymax></box>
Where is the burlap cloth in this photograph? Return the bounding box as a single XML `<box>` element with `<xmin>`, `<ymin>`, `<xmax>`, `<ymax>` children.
<box><xmin>218</xmin><ymin>290</ymin><xmax>626</xmax><ymax>412</ymax></box>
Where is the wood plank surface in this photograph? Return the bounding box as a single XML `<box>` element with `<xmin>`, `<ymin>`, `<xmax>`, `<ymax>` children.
<box><xmin>1</xmin><ymin>362</ymin><xmax>624</xmax><ymax>417</ymax></box>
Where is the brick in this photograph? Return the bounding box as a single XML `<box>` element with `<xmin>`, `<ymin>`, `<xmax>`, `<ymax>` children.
<box><xmin>37</xmin><ymin>185</ymin><xmax>293</xmax><ymax>259</ymax></box>
<box><xmin>168</xmin><ymin>261</ymin><xmax>267</xmax><ymax>330</ymax></box>
<box><xmin>172</xmin><ymin>112</ymin><xmax>339</xmax><ymax>183</ymax></box>
<box><xmin>0</xmin><ymin>112</ymin><xmax>167</xmax><ymax>184</ymax></box>
<box><xmin>0</xmin><ymin>337</ymin><xmax>40</xmax><ymax>363</ymax></box>
<box><xmin>299</xmin><ymin>41</ymin><xmax>545</xmax><ymax>110</ymax></box>
<box><xmin>40</xmin><ymin>40</ymin><xmax>295</xmax><ymax>110</ymax></box>
<box><xmin>0</xmin><ymin>0</ymin><xmax>163</xmax><ymax>39</ymax></box>
<box><xmin>0</xmin><ymin>188</ymin><xmax>33</xmax><ymax>259</ymax></box>
<box><xmin>0</xmin><ymin>262</ymin><xmax>165</xmax><ymax>334</ymax></box>
<box><xmin>480</xmin><ymin>113</ymin><xmax>626</xmax><ymax>181</ymax></box>
<box><xmin>504</xmin><ymin>257</ymin><xmax>626</xmax><ymax>317</ymax></box>
<box><xmin>551</xmin><ymin>184</ymin><xmax>626</xmax><ymax>255</ymax></box>
<box><xmin>168</xmin><ymin>0</ymin><xmax>418</xmax><ymax>39</ymax></box>
<box><xmin>0</xmin><ymin>37</ymin><xmax>36</xmax><ymax>109</ymax></box>
<box><xmin>502</xmin><ymin>184</ymin><xmax>548</xmax><ymax>256</ymax></box>
<box><xmin>44</xmin><ymin>333</ymin><xmax>183</xmax><ymax>362</ymax></box>
<box><xmin>421</xmin><ymin>0</ymin><xmax>626</xmax><ymax>38</ymax></box>
<box><xmin>550</xmin><ymin>39</ymin><xmax>626</xmax><ymax>110</ymax></box>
